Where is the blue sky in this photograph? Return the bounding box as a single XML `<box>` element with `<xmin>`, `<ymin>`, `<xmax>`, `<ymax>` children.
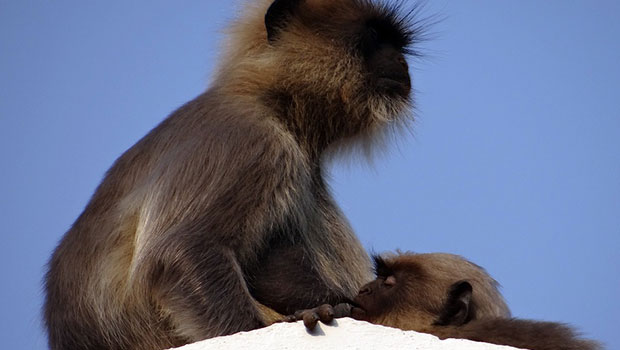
<box><xmin>1</xmin><ymin>1</ymin><xmax>618</xmax><ymax>349</ymax></box>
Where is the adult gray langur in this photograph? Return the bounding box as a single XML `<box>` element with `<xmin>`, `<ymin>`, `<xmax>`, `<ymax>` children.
<box><xmin>44</xmin><ymin>0</ymin><xmax>424</xmax><ymax>349</ymax></box>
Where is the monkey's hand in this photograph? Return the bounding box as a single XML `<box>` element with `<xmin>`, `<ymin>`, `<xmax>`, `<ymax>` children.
<box><xmin>282</xmin><ymin>303</ymin><xmax>352</xmax><ymax>331</ymax></box>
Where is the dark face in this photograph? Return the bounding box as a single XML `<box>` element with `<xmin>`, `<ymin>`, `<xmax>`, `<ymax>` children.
<box><xmin>265</xmin><ymin>0</ymin><xmax>414</xmax><ymax>100</ymax></box>
<box><xmin>350</xmin><ymin>274</ymin><xmax>398</xmax><ymax>321</ymax></box>
<box><xmin>359</xmin><ymin>18</ymin><xmax>412</xmax><ymax>98</ymax></box>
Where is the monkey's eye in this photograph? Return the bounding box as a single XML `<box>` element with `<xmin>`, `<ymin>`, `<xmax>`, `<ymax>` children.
<box><xmin>359</xmin><ymin>18</ymin><xmax>408</xmax><ymax>57</ymax></box>
<box><xmin>359</xmin><ymin>27</ymin><xmax>381</xmax><ymax>57</ymax></box>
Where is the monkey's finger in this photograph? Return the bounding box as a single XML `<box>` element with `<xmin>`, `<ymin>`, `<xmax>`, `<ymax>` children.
<box><xmin>332</xmin><ymin>303</ymin><xmax>353</xmax><ymax>318</ymax></box>
<box><xmin>294</xmin><ymin>309</ymin><xmax>308</xmax><ymax>319</ymax></box>
<box><xmin>302</xmin><ymin>312</ymin><xmax>320</xmax><ymax>331</ymax></box>
<box><xmin>316</xmin><ymin>304</ymin><xmax>335</xmax><ymax>324</ymax></box>
<box><xmin>280</xmin><ymin>315</ymin><xmax>297</xmax><ymax>323</ymax></box>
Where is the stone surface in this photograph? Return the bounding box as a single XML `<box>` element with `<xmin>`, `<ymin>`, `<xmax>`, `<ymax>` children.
<box><xmin>169</xmin><ymin>318</ymin><xmax>523</xmax><ymax>350</ymax></box>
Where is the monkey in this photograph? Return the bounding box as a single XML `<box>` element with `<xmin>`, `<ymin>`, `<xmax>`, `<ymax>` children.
<box><xmin>287</xmin><ymin>252</ymin><xmax>510</xmax><ymax>329</ymax></box>
<box><xmin>349</xmin><ymin>253</ymin><xmax>511</xmax><ymax>327</ymax></box>
<box><xmin>345</xmin><ymin>253</ymin><xmax>601</xmax><ymax>350</ymax></box>
<box><xmin>44</xmin><ymin>1</ymin><xmax>424</xmax><ymax>349</ymax></box>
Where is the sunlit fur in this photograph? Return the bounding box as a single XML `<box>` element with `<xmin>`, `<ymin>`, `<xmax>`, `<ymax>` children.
<box><xmin>44</xmin><ymin>1</ymin><xmax>424</xmax><ymax>349</ymax></box>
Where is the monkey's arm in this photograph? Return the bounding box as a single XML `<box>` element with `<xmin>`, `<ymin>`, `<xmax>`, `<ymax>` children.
<box><xmin>148</xmin><ymin>242</ymin><xmax>273</xmax><ymax>339</ymax></box>
<box><xmin>129</xmin><ymin>106</ymin><xmax>309</xmax><ymax>340</ymax></box>
<box><xmin>426</xmin><ymin>318</ymin><xmax>601</xmax><ymax>350</ymax></box>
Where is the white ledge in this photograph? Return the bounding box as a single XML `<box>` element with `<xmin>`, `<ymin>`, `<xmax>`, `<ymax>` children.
<box><xmin>170</xmin><ymin>318</ymin><xmax>522</xmax><ymax>350</ymax></box>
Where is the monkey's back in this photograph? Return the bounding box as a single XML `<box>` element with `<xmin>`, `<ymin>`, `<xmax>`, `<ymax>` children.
<box><xmin>44</xmin><ymin>92</ymin><xmax>280</xmax><ymax>349</ymax></box>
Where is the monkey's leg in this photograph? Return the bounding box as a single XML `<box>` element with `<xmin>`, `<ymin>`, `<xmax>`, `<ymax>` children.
<box><xmin>256</xmin><ymin>302</ymin><xmax>285</xmax><ymax>325</ymax></box>
<box><xmin>152</xmin><ymin>245</ymin><xmax>276</xmax><ymax>341</ymax></box>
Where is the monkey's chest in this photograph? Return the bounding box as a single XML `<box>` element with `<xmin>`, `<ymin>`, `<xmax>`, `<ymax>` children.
<box><xmin>246</xmin><ymin>244</ymin><xmax>343</xmax><ymax>315</ymax></box>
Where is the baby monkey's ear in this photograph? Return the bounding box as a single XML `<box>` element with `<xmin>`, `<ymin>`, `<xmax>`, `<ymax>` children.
<box><xmin>434</xmin><ymin>281</ymin><xmax>473</xmax><ymax>326</ymax></box>
<box><xmin>265</xmin><ymin>0</ymin><xmax>302</xmax><ymax>42</ymax></box>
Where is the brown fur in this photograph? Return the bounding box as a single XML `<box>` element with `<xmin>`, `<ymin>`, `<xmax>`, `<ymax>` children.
<box><xmin>428</xmin><ymin>319</ymin><xmax>601</xmax><ymax>350</ymax></box>
<box><xmin>351</xmin><ymin>253</ymin><xmax>601</xmax><ymax>350</ymax></box>
<box><xmin>351</xmin><ymin>253</ymin><xmax>510</xmax><ymax>329</ymax></box>
<box><xmin>44</xmin><ymin>1</ymin><xmax>421</xmax><ymax>349</ymax></box>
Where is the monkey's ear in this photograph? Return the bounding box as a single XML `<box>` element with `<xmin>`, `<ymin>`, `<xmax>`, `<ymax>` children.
<box><xmin>434</xmin><ymin>281</ymin><xmax>472</xmax><ymax>326</ymax></box>
<box><xmin>265</xmin><ymin>0</ymin><xmax>302</xmax><ymax>42</ymax></box>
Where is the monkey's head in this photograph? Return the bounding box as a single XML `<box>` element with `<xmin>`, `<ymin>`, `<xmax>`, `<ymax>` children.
<box><xmin>350</xmin><ymin>253</ymin><xmax>510</xmax><ymax>330</ymax></box>
<box><xmin>216</xmin><ymin>0</ymin><xmax>427</xmax><ymax>154</ymax></box>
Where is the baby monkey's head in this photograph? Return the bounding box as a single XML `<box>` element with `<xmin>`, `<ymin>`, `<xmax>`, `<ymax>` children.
<box><xmin>351</xmin><ymin>253</ymin><xmax>511</xmax><ymax>331</ymax></box>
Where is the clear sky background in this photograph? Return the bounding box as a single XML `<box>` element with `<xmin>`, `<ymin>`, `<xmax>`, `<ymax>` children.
<box><xmin>1</xmin><ymin>1</ymin><xmax>618</xmax><ymax>349</ymax></box>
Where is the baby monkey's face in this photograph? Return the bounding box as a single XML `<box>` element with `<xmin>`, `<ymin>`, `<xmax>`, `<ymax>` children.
<box><xmin>349</xmin><ymin>258</ymin><xmax>441</xmax><ymax>329</ymax></box>
<box><xmin>350</xmin><ymin>274</ymin><xmax>398</xmax><ymax>321</ymax></box>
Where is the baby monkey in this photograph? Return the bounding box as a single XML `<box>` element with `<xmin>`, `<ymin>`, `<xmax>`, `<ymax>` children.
<box><xmin>292</xmin><ymin>253</ymin><xmax>600</xmax><ymax>350</ymax></box>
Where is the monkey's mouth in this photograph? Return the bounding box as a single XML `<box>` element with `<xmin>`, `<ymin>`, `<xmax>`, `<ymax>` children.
<box><xmin>350</xmin><ymin>306</ymin><xmax>367</xmax><ymax>320</ymax></box>
<box><xmin>348</xmin><ymin>298</ymin><xmax>368</xmax><ymax>320</ymax></box>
